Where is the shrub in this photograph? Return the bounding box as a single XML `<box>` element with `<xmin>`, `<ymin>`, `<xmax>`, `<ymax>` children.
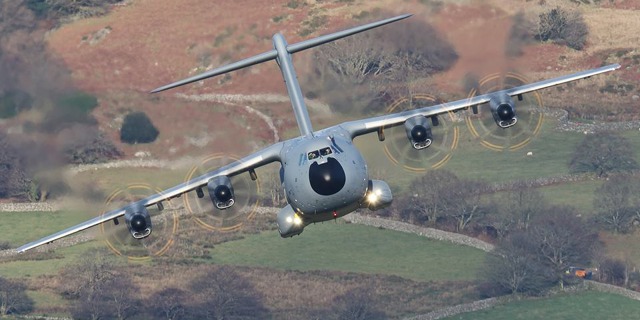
<box><xmin>537</xmin><ymin>7</ymin><xmax>588</xmax><ymax>50</ymax></box>
<box><xmin>120</xmin><ymin>111</ymin><xmax>159</xmax><ymax>144</ymax></box>
<box><xmin>0</xmin><ymin>90</ymin><xmax>31</xmax><ymax>119</ymax></box>
<box><xmin>61</xmin><ymin>125</ymin><xmax>122</xmax><ymax>164</ymax></box>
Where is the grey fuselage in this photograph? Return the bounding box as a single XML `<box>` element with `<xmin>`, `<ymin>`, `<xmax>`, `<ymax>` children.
<box><xmin>280</xmin><ymin>128</ymin><xmax>369</xmax><ymax>223</ymax></box>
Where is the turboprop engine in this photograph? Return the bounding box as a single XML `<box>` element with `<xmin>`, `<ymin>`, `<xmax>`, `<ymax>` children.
<box><xmin>276</xmin><ymin>205</ymin><xmax>305</xmax><ymax>238</ymax></box>
<box><xmin>404</xmin><ymin>115</ymin><xmax>433</xmax><ymax>149</ymax></box>
<box><xmin>207</xmin><ymin>176</ymin><xmax>235</xmax><ymax>209</ymax></box>
<box><xmin>362</xmin><ymin>180</ymin><xmax>393</xmax><ymax>211</ymax></box>
<box><xmin>489</xmin><ymin>93</ymin><xmax>517</xmax><ymax>128</ymax></box>
<box><xmin>125</xmin><ymin>205</ymin><xmax>152</xmax><ymax>239</ymax></box>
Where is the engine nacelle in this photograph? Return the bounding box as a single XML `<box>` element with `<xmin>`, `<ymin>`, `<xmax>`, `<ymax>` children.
<box><xmin>125</xmin><ymin>206</ymin><xmax>152</xmax><ymax>239</ymax></box>
<box><xmin>276</xmin><ymin>204</ymin><xmax>305</xmax><ymax>237</ymax></box>
<box><xmin>361</xmin><ymin>180</ymin><xmax>393</xmax><ymax>211</ymax></box>
<box><xmin>404</xmin><ymin>116</ymin><xmax>432</xmax><ymax>149</ymax></box>
<box><xmin>207</xmin><ymin>176</ymin><xmax>235</xmax><ymax>210</ymax></box>
<box><xmin>489</xmin><ymin>93</ymin><xmax>517</xmax><ymax>128</ymax></box>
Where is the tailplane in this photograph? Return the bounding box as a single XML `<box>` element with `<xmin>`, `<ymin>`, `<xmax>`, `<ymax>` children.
<box><xmin>150</xmin><ymin>14</ymin><xmax>411</xmax><ymax>93</ymax></box>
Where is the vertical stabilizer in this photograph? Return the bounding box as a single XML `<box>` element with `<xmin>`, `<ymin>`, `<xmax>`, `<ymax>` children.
<box><xmin>151</xmin><ymin>14</ymin><xmax>412</xmax><ymax>137</ymax></box>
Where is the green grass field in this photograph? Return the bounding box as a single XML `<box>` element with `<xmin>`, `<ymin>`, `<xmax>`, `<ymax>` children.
<box><xmin>535</xmin><ymin>180</ymin><xmax>602</xmax><ymax>215</ymax></box>
<box><xmin>444</xmin><ymin>291</ymin><xmax>640</xmax><ymax>320</ymax></box>
<box><xmin>205</xmin><ymin>222</ymin><xmax>486</xmax><ymax>282</ymax></box>
<box><xmin>0</xmin><ymin>211</ymin><xmax>91</xmax><ymax>247</ymax></box>
<box><xmin>0</xmin><ymin>241</ymin><xmax>101</xmax><ymax>278</ymax></box>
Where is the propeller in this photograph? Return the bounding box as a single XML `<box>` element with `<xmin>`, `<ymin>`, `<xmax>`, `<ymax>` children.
<box><xmin>99</xmin><ymin>183</ymin><xmax>178</xmax><ymax>261</ymax></box>
<box><xmin>382</xmin><ymin>94</ymin><xmax>460</xmax><ymax>173</ymax></box>
<box><xmin>464</xmin><ymin>72</ymin><xmax>544</xmax><ymax>151</ymax></box>
<box><xmin>182</xmin><ymin>153</ymin><xmax>260</xmax><ymax>232</ymax></box>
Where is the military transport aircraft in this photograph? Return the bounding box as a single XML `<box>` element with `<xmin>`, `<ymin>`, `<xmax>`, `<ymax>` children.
<box><xmin>17</xmin><ymin>14</ymin><xmax>619</xmax><ymax>253</ymax></box>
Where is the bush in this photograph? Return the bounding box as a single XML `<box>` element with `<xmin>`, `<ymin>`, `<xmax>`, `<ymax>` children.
<box><xmin>41</xmin><ymin>91</ymin><xmax>99</xmax><ymax>131</ymax></box>
<box><xmin>0</xmin><ymin>90</ymin><xmax>31</xmax><ymax>119</ymax></box>
<box><xmin>61</xmin><ymin>125</ymin><xmax>122</xmax><ymax>164</ymax></box>
<box><xmin>55</xmin><ymin>91</ymin><xmax>98</xmax><ymax>116</ymax></box>
<box><xmin>537</xmin><ymin>7</ymin><xmax>588</xmax><ymax>50</ymax></box>
<box><xmin>120</xmin><ymin>111</ymin><xmax>159</xmax><ymax>144</ymax></box>
<box><xmin>569</xmin><ymin>132</ymin><xmax>638</xmax><ymax>176</ymax></box>
<box><xmin>0</xmin><ymin>277</ymin><xmax>34</xmax><ymax>316</ymax></box>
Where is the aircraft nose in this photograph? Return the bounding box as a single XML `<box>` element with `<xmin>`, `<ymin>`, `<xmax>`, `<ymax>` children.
<box><xmin>309</xmin><ymin>157</ymin><xmax>346</xmax><ymax>196</ymax></box>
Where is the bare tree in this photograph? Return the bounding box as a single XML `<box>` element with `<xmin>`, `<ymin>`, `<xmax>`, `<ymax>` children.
<box><xmin>537</xmin><ymin>7</ymin><xmax>588</xmax><ymax>50</ymax></box>
<box><xmin>0</xmin><ymin>277</ymin><xmax>34</xmax><ymax>316</ymax></box>
<box><xmin>104</xmin><ymin>274</ymin><xmax>141</xmax><ymax>320</ymax></box>
<box><xmin>405</xmin><ymin>169</ymin><xmax>459</xmax><ymax>225</ymax></box>
<box><xmin>445</xmin><ymin>179</ymin><xmax>491</xmax><ymax>232</ymax></box>
<box><xmin>305</xmin><ymin>16</ymin><xmax>457</xmax><ymax>115</ymax></box>
<box><xmin>188</xmin><ymin>266</ymin><xmax>269</xmax><ymax>320</ymax></box>
<box><xmin>147</xmin><ymin>287</ymin><xmax>188</xmax><ymax>320</ymax></box>
<box><xmin>593</xmin><ymin>175</ymin><xmax>640</xmax><ymax>233</ymax></box>
<box><xmin>569</xmin><ymin>132</ymin><xmax>638</xmax><ymax>177</ymax></box>
<box><xmin>480</xmin><ymin>232</ymin><xmax>554</xmax><ymax>296</ymax></box>
<box><xmin>528</xmin><ymin>207</ymin><xmax>599</xmax><ymax>289</ymax></box>
<box><xmin>59</xmin><ymin>249</ymin><xmax>141</xmax><ymax>320</ymax></box>
<box><xmin>0</xmin><ymin>133</ymin><xmax>29</xmax><ymax>198</ymax></box>
<box><xmin>331</xmin><ymin>287</ymin><xmax>386</xmax><ymax>320</ymax></box>
<box><xmin>505</xmin><ymin>183</ymin><xmax>547</xmax><ymax>230</ymax></box>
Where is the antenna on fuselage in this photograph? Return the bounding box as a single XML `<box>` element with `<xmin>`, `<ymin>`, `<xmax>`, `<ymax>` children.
<box><xmin>151</xmin><ymin>14</ymin><xmax>412</xmax><ymax>137</ymax></box>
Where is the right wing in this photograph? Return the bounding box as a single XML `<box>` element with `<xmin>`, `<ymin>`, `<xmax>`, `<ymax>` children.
<box><xmin>340</xmin><ymin>64</ymin><xmax>620</xmax><ymax>137</ymax></box>
<box><xmin>16</xmin><ymin>142</ymin><xmax>284</xmax><ymax>253</ymax></box>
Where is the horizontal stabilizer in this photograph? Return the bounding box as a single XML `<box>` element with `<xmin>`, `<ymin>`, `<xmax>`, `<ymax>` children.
<box><xmin>151</xmin><ymin>14</ymin><xmax>412</xmax><ymax>93</ymax></box>
<box><xmin>286</xmin><ymin>14</ymin><xmax>412</xmax><ymax>54</ymax></box>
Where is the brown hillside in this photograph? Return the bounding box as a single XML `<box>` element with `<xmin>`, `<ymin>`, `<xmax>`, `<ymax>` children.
<box><xmin>44</xmin><ymin>0</ymin><xmax>640</xmax><ymax>159</ymax></box>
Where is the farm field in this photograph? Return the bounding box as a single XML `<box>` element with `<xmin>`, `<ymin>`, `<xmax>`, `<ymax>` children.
<box><xmin>204</xmin><ymin>222</ymin><xmax>487</xmax><ymax>282</ymax></box>
<box><xmin>445</xmin><ymin>291</ymin><xmax>640</xmax><ymax>320</ymax></box>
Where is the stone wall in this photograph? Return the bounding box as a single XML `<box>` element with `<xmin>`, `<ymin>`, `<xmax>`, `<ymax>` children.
<box><xmin>403</xmin><ymin>298</ymin><xmax>500</xmax><ymax>320</ymax></box>
<box><xmin>343</xmin><ymin>213</ymin><xmax>495</xmax><ymax>252</ymax></box>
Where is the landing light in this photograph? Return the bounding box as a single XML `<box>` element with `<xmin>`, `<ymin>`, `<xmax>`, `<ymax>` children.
<box><xmin>367</xmin><ymin>189</ymin><xmax>382</xmax><ymax>204</ymax></box>
<box><xmin>285</xmin><ymin>214</ymin><xmax>303</xmax><ymax>225</ymax></box>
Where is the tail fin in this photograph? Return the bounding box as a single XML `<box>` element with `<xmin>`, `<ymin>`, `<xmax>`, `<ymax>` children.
<box><xmin>150</xmin><ymin>14</ymin><xmax>412</xmax><ymax>93</ymax></box>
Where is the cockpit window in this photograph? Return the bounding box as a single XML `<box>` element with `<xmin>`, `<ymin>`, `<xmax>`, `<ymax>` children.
<box><xmin>308</xmin><ymin>147</ymin><xmax>332</xmax><ymax>160</ymax></box>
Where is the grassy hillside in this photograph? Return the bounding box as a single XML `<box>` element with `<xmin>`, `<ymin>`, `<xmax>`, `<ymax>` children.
<box><xmin>205</xmin><ymin>222</ymin><xmax>486</xmax><ymax>282</ymax></box>
<box><xmin>445</xmin><ymin>291</ymin><xmax>640</xmax><ymax>320</ymax></box>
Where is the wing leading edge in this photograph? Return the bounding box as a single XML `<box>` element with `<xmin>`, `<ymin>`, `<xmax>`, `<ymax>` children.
<box><xmin>16</xmin><ymin>143</ymin><xmax>284</xmax><ymax>253</ymax></box>
<box><xmin>341</xmin><ymin>64</ymin><xmax>620</xmax><ymax>137</ymax></box>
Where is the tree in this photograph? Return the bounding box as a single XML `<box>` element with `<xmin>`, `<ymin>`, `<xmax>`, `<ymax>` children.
<box><xmin>599</xmin><ymin>258</ymin><xmax>630</xmax><ymax>287</ymax></box>
<box><xmin>504</xmin><ymin>183</ymin><xmax>547</xmax><ymax>230</ymax></box>
<box><xmin>405</xmin><ymin>169</ymin><xmax>460</xmax><ymax>225</ymax></box>
<box><xmin>147</xmin><ymin>287</ymin><xmax>188</xmax><ymax>320</ymax></box>
<box><xmin>120</xmin><ymin>111</ymin><xmax>159</xmax><ymax>144</ymax></box>
<box><xmin>445</xmin><ymin>179</ymin><xmax>491</xmax><ymax>232</ymax></box>
<box><xmin>59</xmin><ymin>249</ymin><xmax>141</xmax><ymax>320</ymax></box>
<box><xmin>569</xmin><ymin>132</ymin><xmax>638</xmax><ymax>177</ymax></box>
<box><xmin>188</xmin><ymin>266</ymin><xmax>269</xmax><ymax>319</ymax></box>
<box><xmin>593</xmin><ymin>175</ymin><xmax>640</xmax><ymax>233</ymax></box>
<box><xmin>0</xmin><ymin>277</ymin><xmax>34</xmax><ymax>316</ymax></box>
<box><xmin>480</xmin><ymin>232</ymin><xmax>554</xmax><ymax>296</ymax></box>
<box><xmin>330</xmin><ymin>287</ymin><xmax>386</xmax><ymax>320</ymax></box>
<box><xmin>305</xmin><ymin>16</ymin><xmax>457</xmax><ymax>115</ymax></box>
<box><xmin>61</xmin><ymin>124</ymin><xmax>122</xmax><ymax>164</ymax></box>
<box><xmin>537</xmin><ymin>7</ymin><xmax>588</xmax><ymax>50</ymax></box>
<box><xmin>0</xmin><ymin>133</ymin><xmax>29</xmax><ymax>199</ymax></box>
<box><xmin>528</xmin><ymin>207</ymin><xmax>599</xmax><ymax>289</ymax></box>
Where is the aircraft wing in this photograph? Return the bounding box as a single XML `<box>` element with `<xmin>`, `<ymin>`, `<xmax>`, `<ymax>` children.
<box><xmin>341</xmin><ymin>64</ymin><xmax>620</xmax><ymax>137</ymax></box>
<box><xmin>16</xmin><ymin>142</ymin><xmax>284</xmax><ymax>253</ymax></box>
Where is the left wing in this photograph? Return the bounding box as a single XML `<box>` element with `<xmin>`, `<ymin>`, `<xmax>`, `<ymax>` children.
<box><xmin>340</xmin><ymin>64</ymin><xmax>620</xmax><ymax>137</ymax></box>
<box><xmin>16</xmin><ymin>142</ymin><xmax>284</xmax><ymax>253</ymax></box>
